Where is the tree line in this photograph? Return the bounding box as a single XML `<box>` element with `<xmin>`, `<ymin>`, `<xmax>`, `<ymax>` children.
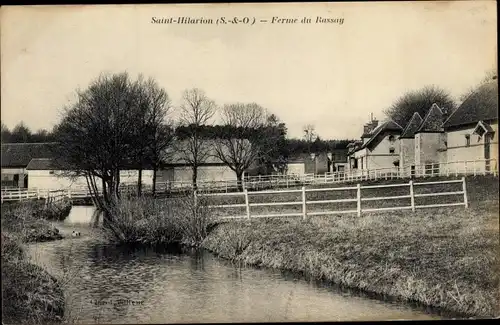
<box><xmin>23</xmin><ymin>72</ymin><xmax>352</xmax><ymax>224</ymax></box>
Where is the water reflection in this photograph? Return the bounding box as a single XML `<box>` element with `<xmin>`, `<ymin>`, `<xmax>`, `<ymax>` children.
<box><xmin>25</xmin><ymin>205</ymin><xmax>442</xmax><ymax>323</ymax></box>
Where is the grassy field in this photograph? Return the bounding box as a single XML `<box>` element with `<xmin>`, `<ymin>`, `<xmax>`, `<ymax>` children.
<box><xmin>202</xmin><ymin>175</ymin><xmax>498</xmax><ymax>218</ymax></box>
<box><xmin>202</xmin><ymin>175</ymin><xmax>499</xmax><ymax>318</ymax></box>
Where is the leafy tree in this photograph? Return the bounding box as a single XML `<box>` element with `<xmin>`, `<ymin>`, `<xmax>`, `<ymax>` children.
<box><xmin>1</xmin><ymin>123</ymin><xmax>11</xmax><ymax>143</ymax></box>
<box><xmin>384</xmin><ymin>85</ymin><xmax>456</xmax><ymax>126</ymax></box>
<box><xmin>10</xmin><ymin>122</ymin><xmax>32</xmax><ymax>143</ymax></box>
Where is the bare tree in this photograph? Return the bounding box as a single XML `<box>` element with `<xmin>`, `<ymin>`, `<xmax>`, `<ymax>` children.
<box><xmin>303</xmin><ymin>124</ymin><xmax>317</xmax><ymax>154</ymax></box>
<box><xmin>176</xmin><ymin>88</ymin><xmax>217</xmax><ymax>191</ymax></box>
<box><xmin>129</xmin><ymin>76</ymin><xmax>173</xmax><ymax>196</ymax></box>
<box><xmin>52</xmin><ymin>72</ymin><xmax>158</xmax><ymax>236</ymax></box>
<box><xmin>213</xmin><ymin>103</ymin><xmax>269</xmax><ymax>191</ymax></box>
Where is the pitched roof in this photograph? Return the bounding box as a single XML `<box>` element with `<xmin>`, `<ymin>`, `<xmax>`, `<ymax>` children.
<box><xmin>416</xmin><ymin>103</ymin><xmax>444</xmax><ymax>133</ymax></box>
<box><xmin>400</xmin><ymin>112</ymin><xmax>423</xmax><ymax>138</ymax></box>
<box><xmin>1</xmin><ymin>143</ymin><xmax>57</xmax><ymax>168</ymax></box>
<box><xmin>359</xmin><ymin>119</ymin><xmax>403</xmax><ymax>150</ymax></box>
<box><xmin>26</xmin><ymin>158</ymin><xmax>73</xmax><ymax>170</ymax></box>
<box><xmin>443</xmin><ymin>80</ymin><xmax>498</xmax><ymax>128</ymax></box>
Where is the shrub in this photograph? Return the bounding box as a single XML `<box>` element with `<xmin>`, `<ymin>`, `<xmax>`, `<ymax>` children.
<box><xmin>102</xmin><ymin>193</ymin><xmax>215</xmax><ymax>246</ymax></box>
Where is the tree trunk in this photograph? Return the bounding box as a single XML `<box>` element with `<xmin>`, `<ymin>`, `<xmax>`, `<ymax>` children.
<box><xmin>192</xmin><ymin>166</ymin><xmax>198</xmax><ymax>191</ymax></box>
<box><xmin>152</xmin><ymin>167</ymin><xmax>157</xmax><ymax>196</ymax></box>
<box><xmin>137</xmin><ymin>168</ymin><xmax>143</xmax><ymax>197</ymax></box>
<box><xmin>114</xmin><ymin>169</ymin><xmax>121</xmax><ymax>201</ymax></box>
<box><xmin>236</xmin><ymin>171</ymin><xmax>244</xmax><ymax>192</ymax></box>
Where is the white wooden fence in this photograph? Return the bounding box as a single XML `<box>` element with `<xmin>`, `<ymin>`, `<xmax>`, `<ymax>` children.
<box><xmin>1</xmin><ymin>158</ymin><xmax>495</xmax><ymax>202</ymax></box>
<box><xmin>243</xmin><ymin>158</ymin><xmax>497</xmax><ymax>188</ymax></box>
<box><xmin>198</xmin><ymin>177</ymin><xmax>469</xmax><ymax>220</ymax></box>
<box><xmin>0</xmin><ymin>188</ymin><xmax>69</xmax><ymax>205</ymax></box>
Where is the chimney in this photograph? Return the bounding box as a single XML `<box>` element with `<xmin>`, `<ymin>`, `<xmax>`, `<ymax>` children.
<box><xmin>370</xmin><ymin>118</ymin><xmax>379</xmax><ymax>129</ymax></box>
<box><xmin>363</xmin><ymin>124</ymin><xmax>371</xmax><ymax>135</ymax></box>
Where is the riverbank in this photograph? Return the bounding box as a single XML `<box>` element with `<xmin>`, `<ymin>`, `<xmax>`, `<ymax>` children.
<box><xmin>1</xmin><ymin>201</ymin><xmax>68</xmax><ymax>324</ymax></box>
<box><xmin>1</xmin><ymin>200</ymin><xmax>71</xmax><ymax>242</ymax></box>
<box><xmin>202</xmin><ymin>200</ymin><xmax>499</xmax><ymax>318</ymax></box>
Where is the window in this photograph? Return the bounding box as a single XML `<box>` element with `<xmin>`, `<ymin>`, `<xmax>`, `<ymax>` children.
<box><xmin>49</xmin><ymin>171</ymin><xmax>55</xmax><ymax>175</ymax></box>
<box><xmin>465</xmin><ymin>134</ymin><xmax>470</xmax><ymax>147</ymax></box>
<box><xmin>389</xmin><ymin>147</ymin><xmax>395</xmax><ymax>154</ymax></box>
<box><xmin>388</xmin><ymin>135</ymin><xmax>395</xmax><ymax>142</ymax></box>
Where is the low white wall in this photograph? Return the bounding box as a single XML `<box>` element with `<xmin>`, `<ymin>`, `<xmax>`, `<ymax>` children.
<box><xmin>27</xmin><ymin>169</ymin><xmax>154</xmax><ymax>190</ymax></box>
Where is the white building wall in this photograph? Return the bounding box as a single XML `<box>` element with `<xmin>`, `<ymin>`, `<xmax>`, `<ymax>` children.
<box><xmin>369</xmin><ymin>135</ymin><xmax>400</xmax><ymax>156</ymax></box>
<box><xmin>28</xmin><ymin>169</ymin><xmax>154</xmax><ymax>190</ymax></box>
<box><xmin>399</xmin><ymin>138</ymin><xmax>415</xmax><ymax>168</ymax></box>
<box><xmin>446</xmin><ymin>122</ymin><xmax>498</xmax><ymax>172</ymax></box>
<box><xmin>172</xmin><ymin>165</ymin><xmax>237</xmax><ymax>184</ymax></box>
<box><xmin>366</xmin><ymin>155</ymin><xmax>399</xmax><ymax>171</ymax></box>
<box><xmin>286</xmin><ymin>163</ymin><xmax>305</xmax><ymax>176</ymax></box>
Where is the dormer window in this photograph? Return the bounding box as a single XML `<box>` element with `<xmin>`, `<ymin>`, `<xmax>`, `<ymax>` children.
<box><xmin>465</xmin><ymin>134</ymin><xmax>470</xmax><ymax>147</ymax></box>
<box><xmin>388</xmin><ymin>135</ymin><xmax>395</xmax><ymax>142</ymax></box>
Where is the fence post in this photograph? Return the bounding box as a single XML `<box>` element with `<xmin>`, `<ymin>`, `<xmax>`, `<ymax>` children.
<box><xmin>462</xmin><ymin>177</ymin><xmax>468</xmax><ymax>209</ymax></box>
<box><xmin>409</xmin><ymin>180</ymin><xmax>415</xmax><ymax>212</ymax></box>
<box><xmin>473</xmin><ymin>160</ymin><xmax>477</xmax><ymax>176</ymax></box>
<box><xmin>68</xmin><ymin>189</ymin><xmax>72</xmax><ymax>200</ymax></box>
<box><xmin>193</xmin><ymin>190</ymin><xmax>198</xmax><ymax>208</ymax></box>
<box><xmin>302</xmin><ymin>186</ymin><xmax>307</xmax><ymax>221</ymax></box>
<box><xmin>356</xmin><ymin>183</ymin><xmax>361</xmax><ymax>217</ymax></box>
<box><xmin>37</xmin><ymin>188</ymin><xmax>40</xmax><ymax>200</ymax></box>
<box><xmin>463</xmin><ymin>161</ymin><xmax>467</xmax><ymax>175</ymax></box>
<box><xmin>244</xmin><ymin>189</ymin><xmax>250</xmax><ymax>220</ymax></box>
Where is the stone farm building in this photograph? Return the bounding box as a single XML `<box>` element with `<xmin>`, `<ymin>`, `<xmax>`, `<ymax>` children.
<box><xmin>1</xmin><ymin>143</ymin><xmax>55</xmax><ymax>188</ymax></box>
<box><xmin>347</xmin><ymin>78</ymin><xmax>498</xmax><ymax>175</ymax></box>
<box><xmin>1</xmin><ymin>139</ymin><xmax>258</xmax><ymax>190</ymax></box>
<box><xmin>285</xmin><ymin>149</ymin><xmax>348</xmax><ymax>176</ymax></box>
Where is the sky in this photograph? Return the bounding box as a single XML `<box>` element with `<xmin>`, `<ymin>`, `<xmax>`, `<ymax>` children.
<box><xmin>1</xmin><ymin>2</ymin><xmax>497</xmax><ymax>140</ymax></box>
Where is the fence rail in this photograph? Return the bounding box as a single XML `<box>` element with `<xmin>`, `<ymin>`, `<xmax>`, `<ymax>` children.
<box><xmin>0</xmin><ymin>158</ymin><xmax>495</xmax><ymax>203</ymax></box>
<box><xmin>0</xmin><ymin>188</ymin><xmax>69</xmax><ymax>206</ymax></box>
<box><xmin>199</xmin><ymin>177</ymin><xmax>469</xmax><ymax>220</ymax></box>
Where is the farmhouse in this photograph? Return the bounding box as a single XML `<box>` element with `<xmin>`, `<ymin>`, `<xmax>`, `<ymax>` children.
<box><xmin>159</xmin><ymin>140</ymin><xmax>247</xmax><ymax>184</ymax></box>
<box><xmin>442</xmin><ymin>79</ymin><xmax>498</xmax><ymax>172</ymax></box>
<box><xmin>25</xmin><ymin>158</ymin><xmax>155</xmax><ymax>191</ymax></box>
<box><xmin>286</xmin><ymin>152</ymin><xmax>329</xmax><ymax>176</ymax></box>
<box><xmin>1</xmin><ymin>143</ymin><xmax>56</xmax><ymax>188</ymax></box>
<box><xmin>329</xmin><ymin>148</ymin><xmax>348</xmax><ymax>172</ymax></box>
<box><xmin>2</xmin><ymin>136</ymin><xmax>265</xmax><ymax>190</ymax></box>
<box><xmin>347</xmin><ymin>118</ymin><xmax>404</xmax><ymax>172</ymax></box>
<box><xmin>347</xmin><ymin>76</ymin><xmax>498</xmax><ymax>176</ymax></box>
